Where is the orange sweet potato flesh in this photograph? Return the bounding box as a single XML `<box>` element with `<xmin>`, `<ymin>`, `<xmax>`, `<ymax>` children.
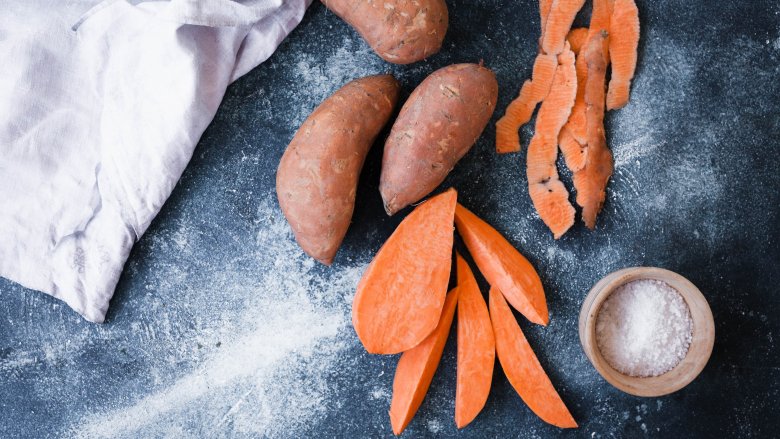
<box><xmin>540</xmin><ymin>0</ymin><xmax>553</xmax><ymax>38</ymax></box>
<box><xmin>381</xmin><ymin>64</ymin><xmax>497</xmax><ymax>214</ymax></box>
<box><xmin>527</xmin><ymin>46</ymin><xmax>577</xmax><ymax>239</ymax></box>
<box><xmin>495</xmin><ymin>54</ymin><xmax>557</xmax><ymax>153</ymax></box>
<box><xmin>561</xmin><ymin>0</ymin><xmax>614</xmax><ymax>150</ymax></box>
<box><xmin>558</xmin><ymin>124</ymin><xmax>587</xmax><ymax>172</ymax></box>
<box><xmin>565</xmin><ymin>44</ymin><xmax>591</xmax><ymax>148</ymax></box>
<box><xmin>606</xmin><ymin>0</ymin><xmax>640</xmax><ymax>110</ymax></box>
<box><xmin>352</xmin><ymin>188</ymin><xmax>457</xmax><ymax>354</ymax></box>
<box><xmin>321</xmin><ymin>0</ymin><xmax>448</xmax><ymax>65</ymax></box>
<box><xmin>541</xmin><ymin>0</ymin><xmax>587</xmax><ymax>55</ymax></box>
<box><xmin>453</xmin><ymin>203</ymin><xmax>548</xmax><ymax>325</ymax></box>
<box><xmin>566</xmin><ymin>27</ymin><xmax>589</xmax><ymax>54</ymax></box>
<box><xmin>390</xmin><ymin>288</ymin><xmax>459</xmax><ymax>435</ymax></box>
<box><xmin>277</xmin><ymin>74</ymin><xmax>400</xmax><ymax>265</ymax></box>
<box><xmin>489</xmin><ymin>287</ymin><xmax>577</xmax><ymax>429</ymax></box>
<box><xmin>455</xmin><ymin>253</ymin><xmax>495</xmax><ymax>429</ymax></box>
<box><xmin>573</xmin><ymin>32</ymin><xmax>613</xmax><ymax>229</ymax></box>
<box><xmin>558</xmin><ymin>29</ymin><xmax>588</xmax><ymax>172</ymax></box>
<box><xmin>589</xmin><ymin>0</ymin><xmax>615</xmax><ymax>57</ymax></box>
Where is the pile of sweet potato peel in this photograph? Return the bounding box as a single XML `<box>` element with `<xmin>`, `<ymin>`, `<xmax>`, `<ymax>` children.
<box><xmin>352</xmin><ymin>189</ymin><xmax>577</xmax><ymax>434</ymax></box>
<box><xmin>497</xmin><ymin>0</ymin><xmax>640</xmax><ymax>238</ymax></box>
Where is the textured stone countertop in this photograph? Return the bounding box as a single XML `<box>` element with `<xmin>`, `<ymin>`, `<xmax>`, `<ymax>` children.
<box><xmin>1</xmin><ymin>1</ymin><xmax>778</xmax><ymax>437</ymax></box>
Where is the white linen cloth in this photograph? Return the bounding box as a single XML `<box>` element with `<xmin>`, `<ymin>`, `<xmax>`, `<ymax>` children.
<box><xmin>0</xmin><ymin>0</ymin><xmax>311</xmax><ymax>322</ymax></box>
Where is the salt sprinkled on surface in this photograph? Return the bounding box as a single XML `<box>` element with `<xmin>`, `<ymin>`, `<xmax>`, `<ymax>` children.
<box><xmin>595</xmin><ymin>280</ymin><xmax>693</xmax><ymax>377</ymax></box>
<box><xmin>61</xmin><ymin>196</ymin><xmax>364</xmax><ymax>438</ymax></box>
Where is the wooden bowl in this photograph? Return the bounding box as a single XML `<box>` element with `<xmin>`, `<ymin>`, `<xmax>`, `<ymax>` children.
<box><xmin>578</xmin><ymin>267</ymin><xmax>715</xmax><ymax>397</ymax></box>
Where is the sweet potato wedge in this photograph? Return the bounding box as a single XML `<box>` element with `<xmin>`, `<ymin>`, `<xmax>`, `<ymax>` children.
<box><xmin>390</xmin><ymin>288</ymin><xmax>459</xmax><ymax>435</ymax></box>
<box><xmin>489</xmin><ymin>287</ymin><xmax>577</xmax><ymax>428</ymax></box>
<box><xmin>455</xmin><ymin>253</ymin><xmax>495</xmax><ymax>429</ymax></box>
<box><xmin>352</xmin><ymin>188</ymin><xmax>457</xmax><ymax>354</ymax></box>
<box><xmin>453</xmin><ymin>203</ymin><xmax>548</xmax><ymax>325</ymax></box>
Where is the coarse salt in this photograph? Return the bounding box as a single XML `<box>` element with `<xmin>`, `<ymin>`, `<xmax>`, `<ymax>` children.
<box><xmin>595</xmin><ymin>279</ymin><xmax>693</xmax><ymax>377</ymax></box>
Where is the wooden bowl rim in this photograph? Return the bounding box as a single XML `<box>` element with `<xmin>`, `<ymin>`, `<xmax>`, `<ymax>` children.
<box><xmin>578</xmin><ymin>266</ymin><xmax>715</xmax><ymax>397</ymax></box>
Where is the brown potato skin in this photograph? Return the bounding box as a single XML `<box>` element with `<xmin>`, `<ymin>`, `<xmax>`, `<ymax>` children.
<box><xmin>321</xmin><ymin>0</ymin><xmax>448</xmax><ymax>65</ymax></box>
<box><xmin>380</xmin><ymin>63</ymin><xmax>498</xmax><ymax>215</ymax></box>
<box><xmin>277</xmin><ymin>74</ymin><xmax>400</xmax><ymax>265</ymax></box>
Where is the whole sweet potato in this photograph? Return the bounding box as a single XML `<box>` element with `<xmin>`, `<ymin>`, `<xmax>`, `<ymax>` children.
<box><xmin>380</xmin><ymin>63</ymin><xmax>498</xmax><ymax>215</ymax></box>
<box><xmin>321</xmin><ymin>0</ymin><xmax>448</xmax><ymax>65</ymax></box>
<box><xmin>277</xmin><ymin>74</ymin><xmax>400</xmax><ymax>265</ymax></box>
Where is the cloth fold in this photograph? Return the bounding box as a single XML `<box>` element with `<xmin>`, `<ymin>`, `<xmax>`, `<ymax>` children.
<box><xmin>0</xmin><ymin>0</ymin><xmax>311</xmax><ymax>322</ymax></box>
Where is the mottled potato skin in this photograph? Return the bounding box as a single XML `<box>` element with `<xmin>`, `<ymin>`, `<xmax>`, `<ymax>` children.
<box><xmin>277</xmin><ymin>74</ymin><xmax>400</xmax><ymax>264</ymax></box>
<box><xmin>322</xmin><ymin>0</ymin><xmax>448</xmax><ymax>64</ymax></box>
<box><xmin>380</xmin><ymin>64</ymin><xmax>498</xmax><ymax>215</ymax></box>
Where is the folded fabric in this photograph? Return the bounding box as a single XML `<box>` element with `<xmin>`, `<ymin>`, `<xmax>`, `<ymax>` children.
<box><xmin>0</xmin><ymin>0</ymin><xmax>311</xmax><ymax>322</ymax></box>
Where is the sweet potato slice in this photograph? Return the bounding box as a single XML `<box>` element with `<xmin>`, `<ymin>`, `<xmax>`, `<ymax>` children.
<box><xmin>527</xmin><ymin>46</ymin><xmax>577</xmax><ymax>238</ymax></box>
<box><xmin>606</xmin><ymin>0</ymin><xmax>640</xmax><ymax>110</ymax></box>
<box><xmin>558</xmin><ymin>28</ymin><xmax>590</xmax><ymax>172</ymax></box>
<box><xmin>390</xmin><ymin>288</ymin><xmax>459</xmax><ymax>435</ymax></box>
<box><xmin>454</xmin><ymin>203</ymin><xmax>548</xmax><ymax>325</ymax></box>
<box><xmin>541</xmin><ymin>0</ymin><xmax>587</xmax><ymax>55</ymax></box>
<box><xmin>565</xmin><ymin>42</ymin><xmax>591</xmax><ymax>146</ymax></box>
<box><xmin>562</xmin><ymin>0</ymin><xmax>613</xmax><ymax>149</ymax></box>
<box><xmin>489</xmin><ymin>287</ymin><xmax>577</xmax><ymax>428</ymax></box>
<box><xmin>573</xmin><ymin>32</ymin><xmax>613</xmax><ymax>229</ymax></box>
<box><xmin>589</xmin><ymin>0</ymin><xmax>615</xmax><ymax>57</ymax></box>
<box><xmin>454</xmin><ymin>253</ymin><xmax>495</xmax><ymax>429</ymax></box>
<box><xmin>352</xmin><ymin>188</ymin><xmax>457</xmax><ymax>354</ymax></box>
<box><xmin>558</xmin><ymin>124</ymin><xmax>587</xmax><ymax>172</ymax></box>
<box><xmin>540</xmin><ymin>0</ymin><xmax>553</xmax><ymax>38</ymax></box>
<box><xmin>495</xmin><ymin>53</ymin><xmax>557</xmax><ymax>153</ymax></box>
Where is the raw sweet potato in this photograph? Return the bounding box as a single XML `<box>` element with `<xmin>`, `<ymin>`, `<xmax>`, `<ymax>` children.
<box><xmin>455</xmin><ymin>253</ymin><xmax>495</xmax><ymax>429</ymax></box>
<box><xmin>277</xmin><ymin>74</ymin><xmax>400</xmax><ymax>265</ymax></box>
<box><xmin>495</xmin><ymin>53</ymin><xmax>557</xmax><ymax>154</ymax></box>
<box><xmin>453</xmin><ymin>203</ymin><xmax>549</xmax><ymax>325</ymax></box>
<box><xmin>573</xmin><ymin>32</ymin><xmax>613</xmax><ymax>229</ymax></box>
<box><xmin>566</xmin><ymin>27</ymin><xmax>589</xmax><ymax>54</ymax></box>
<box><xmin>526</xmin><ymin>45</ymin><xmax>577</xmax><ymax>239</ymax></box>
<box><xmin>540</xmin><ymin>0</ymin><xmax>586</xmax><ymax>55</ymax></box>
<box><xmin>321</xmin><ymin>0</ymin><xmax>448</xmax><ymax>65</ymax></box>
<box><xmin>606</xmin><ymin>0</ymin><xmax>640</xmax><ymax>110</ymax></box>
<box><xmin>352</xmin><ymin>189</ymin><xmax>457</xmax><ymax>354</ymax></box>
<box><xmin>390</xmin><ymin>288</ymin><xmax>459</xmax><ymax>435</ymax></box>
<box><xmin>489</xmin><ymin>286</ymin><xmax>577</xmax><ymax>428</ymax></box>
<box><xmin>380</xmin><ymin>64</ymin><xmax>498</xmax><ymax>215</ymax></box>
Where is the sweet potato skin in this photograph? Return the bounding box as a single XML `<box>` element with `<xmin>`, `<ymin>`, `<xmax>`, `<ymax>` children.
<box><xmin>380</xmin><ymin>63</ymin><xmax>498</xmax><ymax>215</ymax></box>
<box><xmin>277</xmin><ymin>74</ymin><xmax>400</xmax><ymax>265</ymax></box>
<box><xmin>322</xmin><ymin>0</ymin><xmax>448</xmax><ymax>65</ymax></box>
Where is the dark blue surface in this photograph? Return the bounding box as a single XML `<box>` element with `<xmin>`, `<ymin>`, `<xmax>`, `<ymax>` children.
<box><xmin>2</xmin><ymin>1</ymin><xmax>779</xmax><ymax>437</ymax></box>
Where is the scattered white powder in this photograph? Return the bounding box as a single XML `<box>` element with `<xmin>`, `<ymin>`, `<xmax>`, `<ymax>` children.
<box><xmin>612</xmin><ymin>134</ymin><xmax>662</xmax><ymax>169</ymax></box>
<box><xmin>427</xmin><ymin>418</ymin><xmax>444</xmax><ymax>434</ymax></box>
<box><xmin>370</xmin><ymin>386</ymin><xmax>389</xmax><ymax>401</ymax></box>
<box><xmin>60</xmin><ymin>196</ymin><xmax>365</xmax><ymax>438</ymax></box>
<box><xmin>595</xmin><ymin>279</ymin><xmax>693</xmax><ymax>377</ymax></box>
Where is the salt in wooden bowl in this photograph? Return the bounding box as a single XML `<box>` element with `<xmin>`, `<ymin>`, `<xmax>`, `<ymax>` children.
<box><xmin>578</xmin><ymin>267</ymin><xmax>715</xmax><ymax>397</ymax></box>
